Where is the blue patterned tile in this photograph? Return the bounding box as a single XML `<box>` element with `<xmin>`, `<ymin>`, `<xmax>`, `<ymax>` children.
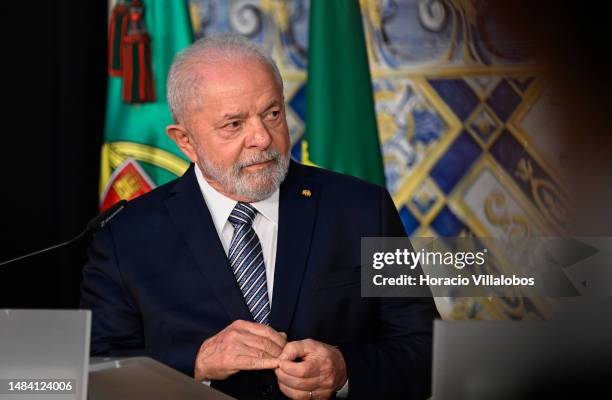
<box><xmin>466</xmin><ymin>105</ymin><xmax>502</xmax><ymax>144</ymax></box>
<box><xmin>410</xmin><ymin>179</ymin><xmax>439</xmax><ymax>216</ymax></box>
<box><xmin>288</xmin><ymin>84</ymin><xmax>306</xmax><ymax>122</ymax></box>
<box><xmin>413</xmin><ymin>108</ymin><xmax>445</xmax><ymax>145</ymax></box>
<box><xmin>290</xmin><ymin>138</ymin><xmax>303</xmax><ymax>162</ymax></box>
<box><xmin>486</xmin><ymin>80</ymin><xmax>521</xmax><ymax>122</ymax></box>
<box><xmin>399</xmin><ymin>206</ymin><xmax>419</xmax><ymax>236</ymax></box>
<box><xmin>489</xmin><ymin>130</ymin><xmax>526</xmax><ymax>175</ymax></box>
<box><xmin>489</xmin><ymin>130</ymin><xmax>563</xmax><ymax>208</ymax></box>
<box><xmin>508</xmin><ymin>76</ymin><xmax>534</xmax><ymax>94</ymax></box>
<box><xmin>428</xmin><ymin>79</ymin><xmax>479</xmax><ymax>120</ymax></box>
<box><xmin>430</xmin><ymin>131</ymin><xmax>481</xmax><ymax>194</ymax></box>
<box><xmin>430</xmin><ymin>206</ymin><xmax>467</xmax><ymax>237</ymax></box>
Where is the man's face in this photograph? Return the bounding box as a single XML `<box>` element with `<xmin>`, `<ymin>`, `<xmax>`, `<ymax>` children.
<box><xmin>169</xmin><ymin>57</ymin><xmax>290</xmax><ymax>202</ymax></box>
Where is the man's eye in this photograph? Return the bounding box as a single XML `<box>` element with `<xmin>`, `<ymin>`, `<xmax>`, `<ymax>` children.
<box><xmin>225</xmin><ymin>121</ymin><xmax>242</xmax><ymax>129</ymax></box>
<box><xmin>267</xmin><ymin>110</ymin><xmax>280</xmax><ymax>120</ymax></box>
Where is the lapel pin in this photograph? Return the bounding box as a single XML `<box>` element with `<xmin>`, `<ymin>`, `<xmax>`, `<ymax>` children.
<box><xmin>301</xmin><ymin>189</ymin><xmax>312</xmax><ymax>197</ymax></box>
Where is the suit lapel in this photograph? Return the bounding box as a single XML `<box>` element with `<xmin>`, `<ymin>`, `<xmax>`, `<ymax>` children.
<box><xmin>269</xmin><ymin>161</ymin><xmax>319</xmax><ymax>333</ymax></box>
<box><xmin>164</xmin><ymin>165</ymin><xmax>253</xmax><ymax>322</ymax></box>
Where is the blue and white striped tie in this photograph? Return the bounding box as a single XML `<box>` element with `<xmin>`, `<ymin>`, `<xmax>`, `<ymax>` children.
<box><xmin>227</xmin><ymin>202</ymin><xmax>271</xmax><ymax>325</ymax></box>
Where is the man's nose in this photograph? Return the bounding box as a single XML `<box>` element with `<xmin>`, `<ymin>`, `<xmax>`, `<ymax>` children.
<box><xmin>246</xmin><ymin>117</ymin><xmax>272</xmax><ymax>149</ymax></box>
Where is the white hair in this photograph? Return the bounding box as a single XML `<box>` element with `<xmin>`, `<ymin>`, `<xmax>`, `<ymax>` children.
<box><xmin>167</xmin><ymin>33</ymin><xmax>284</xmax><ymax>123</ymax></box>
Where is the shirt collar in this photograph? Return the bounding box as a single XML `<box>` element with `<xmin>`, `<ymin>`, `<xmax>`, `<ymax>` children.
<box><xmin>195</xmin><ymin>165</ymin><xmax>279</xmax><ymax>231</ymax></box>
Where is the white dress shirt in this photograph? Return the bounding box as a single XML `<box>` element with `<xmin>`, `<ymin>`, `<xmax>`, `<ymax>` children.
<box><xmin>195</xmin><ymin>166</ymin><xmax>278</xmax><ymax>305</ymax></box>
<box><xmin>194</xmin><ymin>166</ymin><xmax>349</xmax><ymax>397</ymax></box>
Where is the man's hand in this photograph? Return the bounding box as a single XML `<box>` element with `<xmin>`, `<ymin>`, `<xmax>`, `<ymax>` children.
<box><xmin>275</xmin><ymin>339</ymin><xmax>348</xmax><ymax>400</ymax></box>
<box><xmin>194</xmin><ymin>320</ymin><xmax>287</xmax><ymax>381</ymax></box>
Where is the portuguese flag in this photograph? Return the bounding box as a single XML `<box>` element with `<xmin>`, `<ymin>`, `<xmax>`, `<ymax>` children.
<box><xmin>100</xmin><ymin>0</ymin><xmax>193</xmax><ymax>210</ymax></box>
<box><xmin>303</xmin><ymin>0</ymin><xmax>385</xmax><ymax>187</ymax></box>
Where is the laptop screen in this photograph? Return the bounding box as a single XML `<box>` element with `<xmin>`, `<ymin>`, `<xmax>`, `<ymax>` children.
<box><xmin>0</xmin><ymin>309</ymin><xmax>90</xmax><ymax>400</ymax></box>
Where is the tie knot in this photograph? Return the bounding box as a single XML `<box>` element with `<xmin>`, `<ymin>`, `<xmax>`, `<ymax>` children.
<box><xmin>228</xmin><ymin>202</ymin><xmax>257</xmax><ymax>227</ymax></box>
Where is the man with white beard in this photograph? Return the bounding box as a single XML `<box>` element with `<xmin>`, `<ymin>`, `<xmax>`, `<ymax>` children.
<box><xmin>81</xmin><ymin>34</ymin><xmax>437</xmax><ymax>400</ymax></box>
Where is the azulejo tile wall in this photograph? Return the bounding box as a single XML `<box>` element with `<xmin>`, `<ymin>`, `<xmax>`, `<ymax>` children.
<box><xmin>189</xmin><ymin>0</ymin><xmax>569</xmax><ymax>320</ymax></box>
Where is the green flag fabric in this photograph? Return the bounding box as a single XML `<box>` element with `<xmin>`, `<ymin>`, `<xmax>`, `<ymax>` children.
<box><xmin>100</xmin><ymin>0</ymin><xmax>193</xmax><ymax>209</ymax></box>
<box><xmin>303</xmin><ymin>0</ymin><xmax>385</xmax><ymax>186</ymax></box>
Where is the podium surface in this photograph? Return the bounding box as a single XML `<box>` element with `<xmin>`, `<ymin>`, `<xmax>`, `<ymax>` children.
<box><xmin>89</xmin><ymin>357</ymin><xmax>234</xmax><ymax>400</ymax></box>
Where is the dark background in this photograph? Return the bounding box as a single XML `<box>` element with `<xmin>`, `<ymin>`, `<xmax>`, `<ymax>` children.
<box><xmin>0</xmin><ymin>1</ymin><xmax>107</xmax><ymax>308</ymax></box>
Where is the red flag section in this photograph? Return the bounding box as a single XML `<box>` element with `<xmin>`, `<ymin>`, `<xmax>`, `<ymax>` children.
<box><xmin>100</xmin><ymin>158</ymin><xmax>155</xmax><ymax>211</ymax></box>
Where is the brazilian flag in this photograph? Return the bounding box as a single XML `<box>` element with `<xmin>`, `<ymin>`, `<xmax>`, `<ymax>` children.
<box><xmin>100</xmin><ymin>0</ymin><xmax>193</xmax><ymax>210</ymax></box>
<box><xmin>303</xmin><ymin>0</ymin><xmax>385</xmax><ymax>187</ymax></box>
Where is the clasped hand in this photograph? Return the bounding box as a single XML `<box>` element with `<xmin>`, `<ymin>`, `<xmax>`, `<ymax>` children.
<box><xmin>194</xmin><ymin>320</ymin><xmax>347</xmax><ymax>399</ymax></box>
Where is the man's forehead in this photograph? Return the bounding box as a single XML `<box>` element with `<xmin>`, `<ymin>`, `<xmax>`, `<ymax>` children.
<box><xmin>191</xmin><ymin>60</ymin><xmax>282</xmax><ymax>113</ymax></box>
<box><xmin>218</xmin><ymin>98</ymin><xmax>282</xmax><ymax>119</ymax></box>
<box><xmin>194</xmin><ymin>56</ymin><xmax>279</xmax><ymax>88</ymax></box>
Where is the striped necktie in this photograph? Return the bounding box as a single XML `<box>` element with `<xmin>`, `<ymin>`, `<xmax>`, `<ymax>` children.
<box><xmin>227</xmin><ymin>202</ymin><xmax>271</xmax><ymax>325</ymax></box>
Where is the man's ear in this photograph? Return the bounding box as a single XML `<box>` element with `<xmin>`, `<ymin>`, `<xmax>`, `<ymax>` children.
<box><xmin>166</xmin><ymin>124</ymin><xmax>198</xmax><ymax>163</ymax></box>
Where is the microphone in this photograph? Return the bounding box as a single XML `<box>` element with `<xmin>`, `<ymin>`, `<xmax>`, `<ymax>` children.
<box><xmin>0</xmin><ymin>200</ymin><xmax>128</xmax><ymax>268</ymax></box>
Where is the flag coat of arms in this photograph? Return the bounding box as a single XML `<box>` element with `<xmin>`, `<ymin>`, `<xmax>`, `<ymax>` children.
<box><xmin>100</xmin><ymin>0</ymin><xmax>193</xmax><ymax>210</ymax></box>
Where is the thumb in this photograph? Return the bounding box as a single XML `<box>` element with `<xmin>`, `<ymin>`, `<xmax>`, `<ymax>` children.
<box><xmin>278</xmin><ymin>340</ymin><xmax>306</xmax><ymax>361</ymax></box>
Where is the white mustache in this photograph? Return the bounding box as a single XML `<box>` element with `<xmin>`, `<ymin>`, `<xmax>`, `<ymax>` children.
<box><xmin>237</xmin><ymin>151</ymin><xmax>280</xmax><ymax>169</ymax></box>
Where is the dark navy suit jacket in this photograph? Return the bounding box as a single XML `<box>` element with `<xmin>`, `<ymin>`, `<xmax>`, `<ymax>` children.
<box><xmin>80</xmin><ymin>161</ymin><xmax>437</xmax><ymax>399</ymax></box>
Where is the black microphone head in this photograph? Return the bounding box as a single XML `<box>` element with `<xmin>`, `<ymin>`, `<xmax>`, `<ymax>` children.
<box><xmin>87</xmin><ymin>200</ymin><xmax>128</xmax><ymax>232</ymax></box>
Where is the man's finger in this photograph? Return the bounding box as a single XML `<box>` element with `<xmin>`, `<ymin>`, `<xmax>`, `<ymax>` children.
<box><xmin>278</xmin><ymin>381</ymin><xmax>309</xmax><ymax>400</ymax></box>
<box><xmin>248</xmin><ymin>325</ymin><xmax>287</xmax><ymax>349</ymax></box>
<box><xmin>238</xmin><ymin>331</ymin><xmax>284</xmax><ymax>357</ymax></box>
<box><xmin>234</xmin><ymin>320</ymin><xmax>287</xmax><ymax>349</ymax></box>
<box><xmin>275</xmin><ymin>366</ymin><xmax>318</xmax><ymax>390</ymax></box>
<box><xmin>233</xmin><ymin>355</ymin><xmax>279</xmax><ymax>371</ymax></box>
<box><xmin>278</xmin><ymin>359</ymin><xmax>318</xmax><ymax>379</ymax></box>
<box><xmin>279</xmin><ymin>340</ymin><xmax>307</xmax><ymax>361</ymax></box>
<box><xmin>231</xmin><ymin>342</ymin><xmax>273</xmax><ymax>360</ymax></box>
